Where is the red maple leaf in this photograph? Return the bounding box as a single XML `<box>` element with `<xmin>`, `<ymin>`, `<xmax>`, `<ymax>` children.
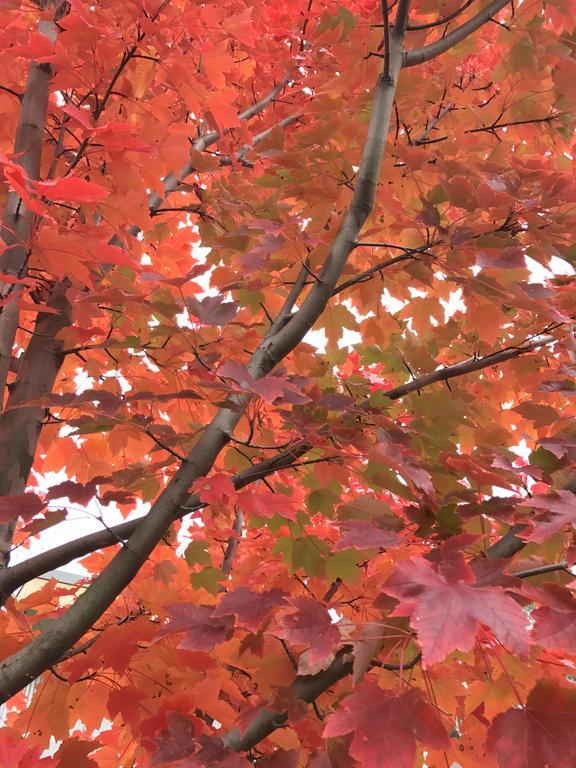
<box><xmin>214</xmin><ymin>587</ymin><xmax>287</xmax><ymax>633</ymax></box>
<box><xmin>520</xmin><ymin>490</ymin><xmax>576</xmax><ymax>543</ymax></box>
<box><xmin>53</xmin><ymin>738</ymin><xmax>100</xmax><ymax>768</ymax></box>
<box><xmin>107</xmin><ymin>686</ymin><xmax>147</xmax><ymax>730</ymax></box>
<box><xmin>524</xmin><ymin>582</ymin><xmax>576</xmax><ymax>654</ymax></box>
<box><xmin>94</xmin><ymin>121</ymin><xmax>156</xmax><ymax>156</ymax></box>
<box><xmin>186</xmin><ymin>295</ymin><xmax>238</xmax><ymax>326</ymax></box>
<box><xmin>375</xmin><ymin>441</ymin><xmax>434</xmax><ymax>494</ymax></box>
<box><xmin>334</xmin><ymin>520</ymin><xmax>401</xmax><ymax>551</ymax></box>
<box><xmin>0</xmin><ymin>728</ymin><xmax>57</xmax><ymax>768</ymax></box>
<box><xmin>158</xmin><ymin>604</ymin><xmax>234</xmax><ymax>651</ymax></box>
<box><xmin>45</xmin><ymin>479</ymin><xmax>98</xmax><ymax>506</ymax></box>
<box><xmin>381</xmin><ymin>556</ymin><xmax>529</xmax><ymax>667</ymax></box>
<box><xmin>277</xmin><ymin>597</ymin><xmax>340</xmax><ymax>664</ymax></box>
<box><xmin>257</xmin><ymin>749</ymin><xmax>299</xmax><ymax>767</ymax></box>
<box><xmin>0</xmin><ymin>493</ymin><xmax>45</xmax><ymax>523</ymax></box>
<box><xmin>218</xmin><ymin>361</ymin><xmax>309</xmax><ymax>404</ymax></box>
<box><xmin>32</xmin><ymin>176</ymin><xmax>109</xmax><ymax>202</ymax></box>
<box><xmin>236</xmin><ymin>487</ymin><xmax>296</xmax><ymax>521</ymax></box>
<box><xmin>192</xmin><ymin>474</ymin><xmax>237</xmax><ymax>506</ymax></box>
<box><xmin>323</xmin><ymin>683</ymin><xmax>449</xmax><ymax>768</ymax></box>
<box><xmin>487</xmin><ymin>680</ymin><xmax>576</xmax><ymax>767</ymax></box>
<box><xmin>151</xmin><ymin>711</ymin><xmax>202</xmax><ymax>765</ymax></box>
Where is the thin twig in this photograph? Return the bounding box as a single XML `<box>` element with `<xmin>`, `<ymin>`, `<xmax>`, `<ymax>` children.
<box><xmin>403</xmin><ymin>0</ymin><xmax>512</xmax><ymax>67</ymax></box>
<box><xmin>221</xmin><ymin>507</ymin><xmax>244</xmax><ymax>577</ymax></box>
<box><xmin>406</xmin><ymin>0</ymin><xmax>475</xmax><ymax>31</ymax></box>
<box><xmin>513</xmin><ymin>562</ymin><xmax>570</xmax><ymax>579</ymax></box>
<box><xmin>465</xmin><ymin>113</ymin><xmax>561</xmax><ymax>135</ymax></box>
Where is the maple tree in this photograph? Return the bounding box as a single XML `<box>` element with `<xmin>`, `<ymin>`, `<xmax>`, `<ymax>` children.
<box><xmin>0</xmin><ymin>0</ymin><xmax>574</xmax><ymax>764</ymax></box>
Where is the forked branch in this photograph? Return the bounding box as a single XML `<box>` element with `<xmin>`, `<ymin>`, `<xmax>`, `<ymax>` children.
<box><xmin>0</xmin><ymin>6</ymin><xmax>411</xmax><ymax>703</ymax></box>
<box><xmin>383</xmin><ymin>334</ymin><xmax>556</xmax><ymax>399</ymax></box>
<box><xmin>0</xmin><ymin>330</ymin><xmax>559</xmax><ymax>598</ymax></box>
<box><xmin>403</xmin><ymin>0</ymin><xmax>512</xmax><ymax>68</ymax></box>
<box><xmin>0</xmin><ymin>440</ymin><xmax>312</xmax><ymax>602</ymax></box>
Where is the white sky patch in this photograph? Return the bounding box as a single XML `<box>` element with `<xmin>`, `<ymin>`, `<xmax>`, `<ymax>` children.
<box><xmin>304</xmin><ymin>327</ymin><xmax>327</xmax><ymax>353</ymax></box>
<box><xmin>102</xmin><ymin>369</ymin><xmax>132</xmax><ymax>394</ymax></box>
<box><xmin>526</xmin><ymin>253</ymin><xmax>575</xmax><ymax>283</ymax></box>
<box><xmin>382</xmin><ymin>287</ymin><xmax>407</xmax><ymax>314</ymax></box>
<box><xmin>339</xmin><ymin>299</ymin><xmax>375</xmax><ymax>349</ymax></box>
<box><xmin>328</xmin><ymin>607</ymin><xmax>343</xmax><ymax>624</ymax></box>
<box><xmin>73</xmin><ymin>368</ymin><xmax>94</xmax><ymax>395</ymax></box>
<box><xmin>14</xmin><ymin>469</ymin><xmax>151</xmax><ymax>576</ymax></box>
<box><xmin>440</xmin><ymin>288</ymin><xmax>465</xmax><ymax>321</ymax></box>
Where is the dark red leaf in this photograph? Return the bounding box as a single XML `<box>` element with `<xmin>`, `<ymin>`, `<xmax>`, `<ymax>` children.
<box><xmin>218</xmin><ymin>361</ymin><xmax>309</xmax><ymax>404</ymax></box>
<box><xmin>334</xmin><ymin>520</ymin><xmax>401</xmax><ymax>551</ymax></box>
<box><xmin>151</xmin><ymin>711</ymin><xmax>202</xmax><ymax>765</ymax></box>
<box><xmin>193</xmin><ymin>735</ymin><xmax>247</xmax><ymax>768</ymax></box>
<box><xmin>186</xmin><ymin>295</ymin><xmax>238</xmax><ymax>326</ymax></box>
<box><xmin>215</xmin><ymin>587</ymin><xmax>287</xmax><ymax>633</ymax></box>
<box><xmin>21</xmin><ymin>508</ymin><xmax>67</xmax><ymax>536</ymax></box>
<box><xmin>158</xmin><ymin>604</ymin><xmax>234</xmax><ymax>651</ymax></box>
<box><xmin>257</xmin><ymin>749</ymin><xmax>299</xmax><ymax>768</ymax></box>
<box><xmin>381</xmin><ymin>557</ymin><xmax>529</xmax><ymax>667</ymax></box>
<box><xmin>45</xmin><ymin>479</ymin><xmax>98</xmax><ymax>506</ymax></box>
<box><xmin>278</xmin><ymin>597</ymin><xmax>340</xmax><ymax>665</ymax></box>
<box><xmin>524</xmin><ymin>583</ymin><xmax>576</xmax><ymax>654</ymax></box>
<box><xmin>487</xmin><ymin>680</ymin><xmax>576</xmax><ymax>768</ymax></box>
<box><xmin>520</xmin><ymin>490</ymin><xmax>576</xmax><ymax>542</ymax></box>
<box><xmin>323</xmin><ymin>683</ymin><xmax>449</xmax><ymax>768</ymax></box>
<box><xmin>0</xmin><ymin>493</ymin><xmax>45</xmax><ymax>523</ymax></box>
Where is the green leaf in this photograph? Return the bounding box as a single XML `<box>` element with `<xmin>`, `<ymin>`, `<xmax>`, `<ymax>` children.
<box><xmin>291</xmin><ymin>536</ymin><xmax>329</xmax><ymax>577</ymax></box>
<box><xmin>326</xmin><ymin>549</ymin><xmax>364</xmax><ymax>583</ymax></box>
<box><xmin>307</xmin><ymin>489</ymin><xmax>339</xmax><ymax>516</ymax></box>
<box><xmin>184</xmin><ymin>541</ymin><xmax>212</xmax><ymax>568</ymax></box>
<box><xmin>190</xmin><ymin>567</ymin><xmax>225</xmax><ymax>595</ymax></box>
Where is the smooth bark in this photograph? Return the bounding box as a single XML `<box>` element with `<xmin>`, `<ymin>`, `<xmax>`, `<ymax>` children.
<box><xmin>0</xmin><ymin>7</ymin><xmax>410</xmax><ymax>704</ymax></box>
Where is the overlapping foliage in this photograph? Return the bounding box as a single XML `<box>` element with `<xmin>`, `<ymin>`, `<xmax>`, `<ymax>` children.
<box><xmin>0</xmin><ymin>0</ymin><xmax>575</xmax><ymax>765</ymax></box>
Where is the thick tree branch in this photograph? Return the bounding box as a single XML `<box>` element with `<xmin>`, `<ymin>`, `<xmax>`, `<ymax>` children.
<box><xmin>222</xmin><ymin>650</ymin><xmax>354</xmax><ymax>752</ymax></box>
<box><xmin>406</xmin><ymin>0</ymin><xmax>475</xmax><ymax>31</ymax></box>
<box><xmin>382</xmin><ymin>334</ymin><xmax>555</xmax><ymax>399</ymax></box>
<box><xmin>513</xmin><ymin>562</ymin><xmax>570</xmax><ymax>579</ymax></box>
<box><xmin>0</xmin><ymin>284</ymin><xmax>70</xmax><ymax>568</ymax></box>
<box><xmin>403</xmin><ymin>0</ymin><xmax>511</xmax><ymax>68</ymax></box>
<box><xmin>0</xmin><ymin>329</ymin><xmax>557</xmax><ymax>593</ymax></box>
<box><xmin>0</xmin><ymin>441</ymin><xmax>312</xmax><ymax>602</ymax></box>
<box><xmin>147</xmin><ymin>77</ymin><xmax>293</xmax><ymax>216</ymax></box>
<box><xmin>334</xmin><ymin>253</ymin><xmax>414</xmax><ymax>294</ymax></box>
<box><xmin>266</xmin><ymin>260</ymin><xmax>311</xmax><ymax>337</ymax></box>
<box><xmin>0</xmin><ymin>13</ymin><xmax>410</xmax><ymax>704</ymax></box>
<box><xmin>0</xmin><ymin>14</ymin><xmax>58</xmax><ymax>404</ymax></box>
<box><xmin>221</xmin><ymin>507</ymin><xmax>244</xmax><ymax>578</ymax></box>
<box><xmin>486</xmin><ymin>523</ymin><xmax>527</xmax><ymax>559</ymax></box>
<box><xmin>394</xmin><ymin>0</ymin><xmax>412</xmax><ymax>34</ymax></box>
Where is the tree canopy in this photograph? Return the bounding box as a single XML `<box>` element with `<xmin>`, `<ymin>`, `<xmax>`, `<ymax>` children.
<box><xmin>0</xmin><ymin>0</ymin><xmax>575</xmax><ymax>766</ymax></box>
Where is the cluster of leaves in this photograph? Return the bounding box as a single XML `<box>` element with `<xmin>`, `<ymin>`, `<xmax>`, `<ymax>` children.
<box><xmin>0</xmin><ymin>0</ymin><xmax>574</xmax><ymax>766</ymax></box>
